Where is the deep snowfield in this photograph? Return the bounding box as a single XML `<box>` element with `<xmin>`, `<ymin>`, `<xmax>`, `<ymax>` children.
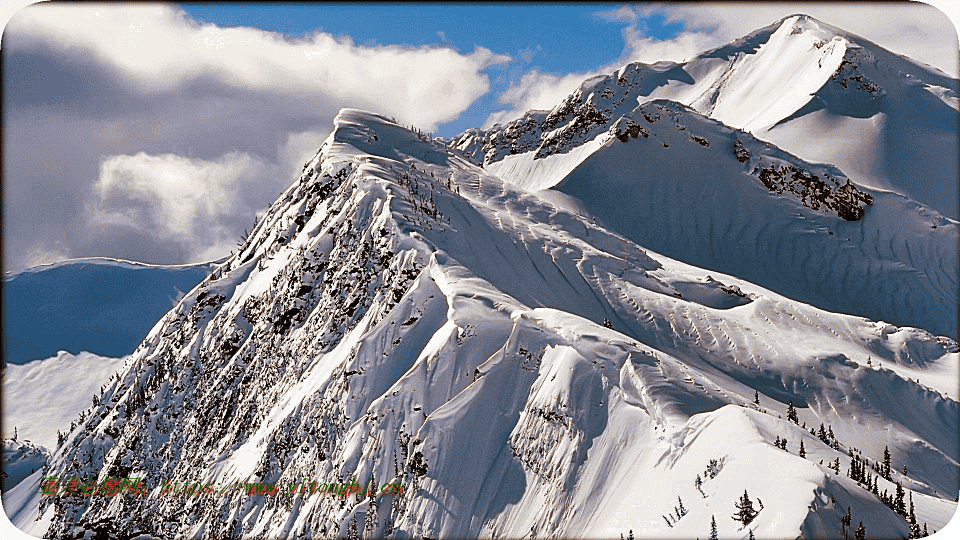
<box><xmin>2</xmin><ymin>351</ymin><xmax>127</xmax><ymax>449</ymax></box>
<box><xmin>2</xmin><ymin>258</ymin><xmax>214</xmax><ymax>365</ymax></box>
<box><xmin>452</xmin><ymin>15</ymin><xmax>958</xmax><ymax>341</ymax></box>
<box><xmin>11</xmin><ymin>108</ymin><xmax>955</xmax><ymax>539</ymax></box>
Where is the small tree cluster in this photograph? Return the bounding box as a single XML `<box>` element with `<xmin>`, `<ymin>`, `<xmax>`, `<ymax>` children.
<box><xmin>774</xmin><ymin>435</ymin><xmax>789</xmax><ymax>451</ymax></box>
<box><xmin>787</xmin><ymin>401</ymin><xmax>799</xmax><ymax>424</ymax></box>
<box><xmin>705</xmin><ymin>458</ymin><xmax>723</xmax><ymax>479</ymax></box>
<box><xmin>733</xmin><ymin>489</ymin><xmax>759</xmax><ymax>527</ymax></box>
<box><xmin>663</xmin><ymin>496</ymin><xmax>688</xmax><ymax>526</ymax></box>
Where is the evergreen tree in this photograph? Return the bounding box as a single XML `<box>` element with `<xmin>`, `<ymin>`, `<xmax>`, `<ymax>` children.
<box><xmin>841</xmin><ymin>507</ymin><xmax>852</xmax><ymax>540</ymax></box>
<box><xmin>678</xmin><ymin>496</ymin><xmax>687</xmax><ymax>517</ymax></box>
<box><xmin>346</xmin><ymin>516</ymin><xmax>359</xmax><ymax>540</ymax></box>
<box><xmin>754</xmin><ymin>390</ymin><xmax>760</xmax><ymax>406</ymax></box>
<box><xmin>749</xmin><ymin>529</ymin><xmax>755</xmax><ymax>540</ymax></box>
<box><xmin>855</xmin><ymin>522</ymin><xmax>866</xmax><ymax>540</ymax></box>
<box><xmin>733</xmin><ymin>489</ymin><xmax>759</xmax><ymax>527</ymax></box>
<box><xmin>364</xmin><ymin>492</ymin><xmax>379</xmax><ymax>539</ymax></box>
<box><xmin>787</xmin><ymin>401</ymin><xmax>798</xmax><ymax>423</ymax></box>
<box><xmin>894</xmin><ymin>482</ymin><xmax>907</xmax><ymax>517</ymax></box>
<box><xmin>709</xmin><ymin>515</ymin><xmax>718</xmax><ymax>540</ymax></box>
<box><xmin>883</xmin><ymin>446</ymin><xmax>891</xmax><ymax>479</ymax></box>
<box><xmin>908</xmin><ymin>493</ymin><xmax>921</xmax><ymax>538</ymax></box>
<box><xmin>799</xmin><ymin>440</ymin><xmax>806</xmax><ymax>458</ymax></box>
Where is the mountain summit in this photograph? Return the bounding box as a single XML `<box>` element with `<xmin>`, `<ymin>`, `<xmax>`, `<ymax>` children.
<box><xmin>451</xmin><ymin>14</ymin><xmax>958</xmax><ymax>339</ymax></box>
<box><xmin>458</xmin><ymin>14</ymin><xmax>958</xmax><ymax>220</ymax></box>
<box><xmin>6</xmin><ymin>16</ymin><xmax>958</xmax><ymax>540</ymax></box>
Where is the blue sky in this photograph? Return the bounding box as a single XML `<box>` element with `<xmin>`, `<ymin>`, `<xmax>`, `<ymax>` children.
<box><xmin>175</xmin><ymin>4</ymin><xmax>684</xmax><ymax>136</ymax></box>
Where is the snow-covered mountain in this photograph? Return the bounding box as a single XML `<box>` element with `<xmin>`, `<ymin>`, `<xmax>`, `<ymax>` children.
<box><xmin>451</xmin><ymin>15</ymin><xmax>958</xmax><ymax>340</ymax></box>
<box><xmin>5</xmin><ymin>15</ymin><xmax>957</xmax><ymax>540</ymax></box>
<box><xmin>1</xmin><ymin>440</ymin><xmax>48</xmax><ymax>493</ymax></box>
<box><xmin>9</xmin><ymin>104</ymin><xmax>956</xmax><ymax>539</ymax></box>
<box><xmin>3</xmin><ymin>352</ymin><xmax>128</xmax><ymax>449</ymax></box>
<box><xmin>2</xmin><ymin>258</ymin><xmax>215</xmax><ymax>365</ymax></box>
<box><xmin>456</xmin><ymin>14</ymin><xmax>959</xmax><ymax>220</ymax></box>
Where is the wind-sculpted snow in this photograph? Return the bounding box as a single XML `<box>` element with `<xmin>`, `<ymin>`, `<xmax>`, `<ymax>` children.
<box><xmin>453</xmin><ymin>14</ymin><xmax>958</xmax><ymax>220</ymax></box>
<box><xmin>20</xmin><ymin>107</ymin><xmax>956</xmax><ymax>539</ymax></box>
<box><xmin>463</xmin><ymin>94</ymin><xmax>955</xmax><ymax>340</ymax></box>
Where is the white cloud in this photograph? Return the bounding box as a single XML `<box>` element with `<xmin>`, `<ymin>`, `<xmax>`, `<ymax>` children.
<box><xmin>90</xmin><ymin>151</ymin><xmax>271</xmax><ymax>262</ymax></box>
<box><xmin>486</xmin><ymin>3</ymin><xmax>958</xmax><ymax>127</ymax></box>
<box><xmin>6</xmin><ymin>3</ymin><xmax>510</xmax><ymax>131</ymax></box>
<box><xmin>3</xmin><ymin>3</ymin><xmax>514</xmax><ymax>271</ymax></box>
<box><xmin>23</xmin><ymin>243</ymin><xmax>72</xmax><ymax>269</ymax></box>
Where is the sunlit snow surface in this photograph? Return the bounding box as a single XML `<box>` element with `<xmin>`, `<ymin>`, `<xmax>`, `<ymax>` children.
<box><xmin>455</xmin><ymin>15</ymin><xmax>958</xmax><ymax>340</ymax></box>
<box><xmin>3</xmin><ymin>352</ymin><xmax>127</xmax><ymax>449</ymax></box>
<box><xmin>13</xmin><ymin>104</ymin><xmax>955</xmax><ymax>539</ymax></box>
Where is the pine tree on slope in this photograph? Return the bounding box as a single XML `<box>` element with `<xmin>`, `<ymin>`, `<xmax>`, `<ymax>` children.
<box><xmin>733</xmin><ymin>489</ymin><xmax>759</xmax><ymax>527</ymax></box>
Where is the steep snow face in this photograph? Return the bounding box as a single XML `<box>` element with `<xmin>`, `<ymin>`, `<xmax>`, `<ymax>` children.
<box><xmin>452</xmin><ymin>14</ymin><xmax>958</xmax><ymax>220</ymax></box>
<box><xmin>26</xmin><ymin>109</ymin><xmax>956</xmax><ymax>539</ymax></box>
<box><xmin>464</xmin><ymin>97</ymin><xmax>956</xmax><ymax>339</ymax></box>
<box><xmin>2</xmin><ymin>258</ymin><xmax>215</xmax><ymax>365</ymax></box>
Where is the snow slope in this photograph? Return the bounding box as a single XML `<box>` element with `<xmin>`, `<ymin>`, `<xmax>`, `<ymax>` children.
<box><xmin>2</xmin><ymin>258</ymin><xmax>215</xmax><ymax>365</ymax></box>
<box><xmin>456</xmin><ymin>14</ymin><xmax>958</xmax><ymax>220</ymax></box>
<box><xmin>451</xmin><ymin>18</ymin><xmax>957</xmax><ymax>340</ymax></box>
<box><xmin>2</xmin><ymin>351</ymin><xmax>128</xmax><ymax>449</ymax></box>
<box><xmin>1</xmin><ymin>439</ymin><xmax>48</xmax><ymax>492</ymax></box>
<box><xmin>17</xmin><ymin>109</ymin><xmax>956</xmax><ymax>539</ymax></box>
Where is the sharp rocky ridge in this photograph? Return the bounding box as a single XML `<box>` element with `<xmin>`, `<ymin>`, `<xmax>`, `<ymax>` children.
<box><xmin>15</xmin><ymin>14</ymin><xmax>959</xmax><ymax>540</ymax></box>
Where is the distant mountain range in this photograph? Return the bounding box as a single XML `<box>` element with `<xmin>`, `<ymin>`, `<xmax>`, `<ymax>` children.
<box><xmin>2</xmin><ymin>257</ymin><xmax>214</xmax><ymax>365</ymax></box>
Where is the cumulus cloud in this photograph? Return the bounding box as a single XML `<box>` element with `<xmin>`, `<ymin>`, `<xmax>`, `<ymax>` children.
<box><xmin>89</xmin><ymin>152</ymin><xmax>270</xmax><ymax>261</ymax></box>
<box><xmin>6</xmin><ymin>4</ymin><xmax>509</xmax><ymax>129</ymax></box>
<box><xmin>2</xmin><ymin>3</ymin><xmax>509</xmax><ymax>272</ymax></box>
<box><xmin>485</xmin><ymin>2</ymin><xmax>958</xmax><ymax>127</ymax></box>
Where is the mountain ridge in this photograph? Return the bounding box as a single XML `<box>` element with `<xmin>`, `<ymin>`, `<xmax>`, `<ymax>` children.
<box><xmin>5</xmin><ymin>15</ymin><xmax>958</xmax><ymax>540</ymax></box>
<box><xmin>10</xmin><ymin>106</ymin><xmax>955</xmax><ymax>539</ymax></box>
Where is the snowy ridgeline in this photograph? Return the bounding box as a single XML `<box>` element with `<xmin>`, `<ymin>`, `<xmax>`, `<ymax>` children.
<box><xmin>2</xmin><ymin>258</ymin><xmax>214</xmax><ymax>365</ymax></box>
<box><xmin>451</xmin><ymin>15</ymin><xmax>958</xmax><ymax>340</ymax></box>
<box><xmin>7</xmin><ymin>103</ymin><xmax>955</xmax><ymax>540</ymax></box>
